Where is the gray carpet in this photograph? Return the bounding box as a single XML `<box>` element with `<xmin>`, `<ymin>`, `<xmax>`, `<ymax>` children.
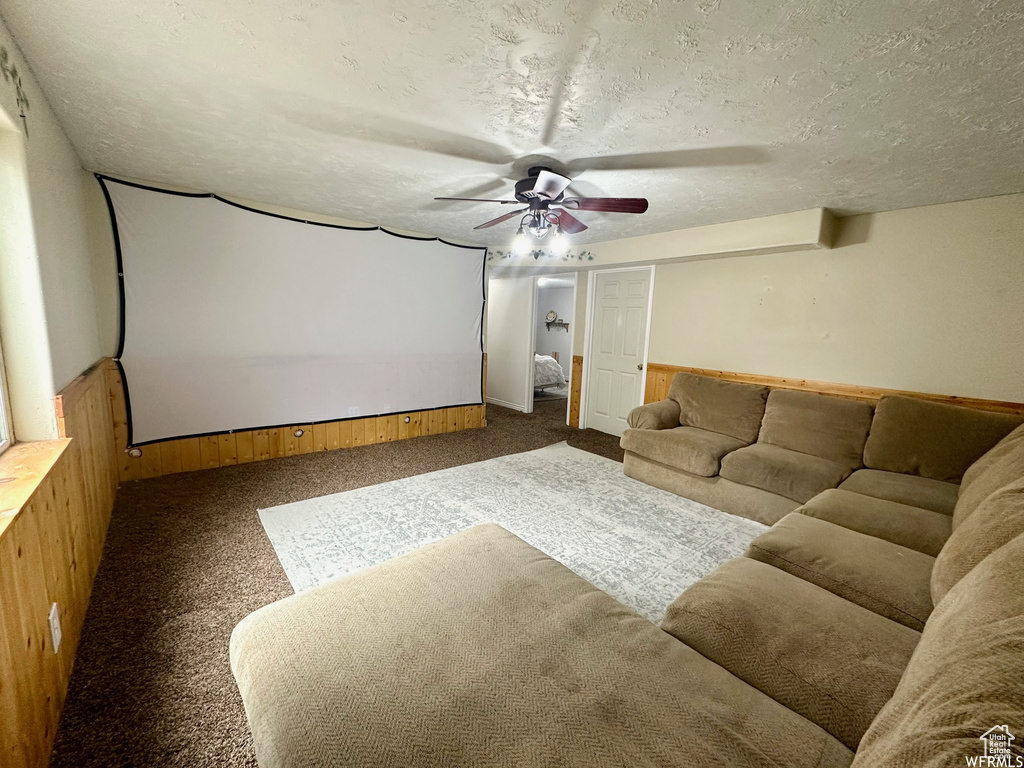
<box><xmin>49</xmin><ymin>400</ymin><xmax>623</xmax><ymax>767</ymax></box>
<box><xmin>261</xmin><ymin>442</ymin><xmax>766</xmax><ymax>622</ymax></box>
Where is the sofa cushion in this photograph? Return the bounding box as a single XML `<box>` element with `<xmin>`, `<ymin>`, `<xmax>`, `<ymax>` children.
<box><xmin>839</xmin><ymin>469</ymin><xmax>959</xmax><ymax>515</ymax></box>
<box><xmin>667</xmin><ymin>372</ymin><xmax>769</xmax><ymax>443</ymax></box>
<box><xmin>758</xmin><ymin>389</ymin><xmax>873</xmax><ymax>467</ymax></box>
<box><xmin>931</xmin><ymin>477</ymin><xmax>1024</xmax><ymax>604</ymax></box>
<box><xmin>745</xmin><ymin>513</ymin><xmax>935</xmax><ymax>630</ymax></box>
<box><xmin>720</xmin><ymin>443</ymin><xmax>852</xmax><ymax>503</ymax></box>
<box><xmin>626</xmin><ymin>398</ymin><xmax>681</xmax><ymax>430</ymax></box>
<box><xmin>662</xmin><ymin>557</ymin><xmax>920</xmax><ymax>750</ymax></box>
<box><xmin>231</xmin><ymin>524</ymin><xmax>854</xmax><ymax>768</ymax></box>
<box><xmin>797</xmin><ymin>489</ymin><xmax>952</xmax><ymax>556</ymax></box>
<box><xmin>852</xmin><ymin>533</ymin><xmax>1024</xmax><ymax>768</ymax></box>
<box><xmin>620</xmin><ymin>426</ymin><xmax>746</xmax><ymax>477</ymax></box>
<box><xmin>953</xmin><ymin>421</ymin><xmax>1024</xmax><ymax>529</ymax></box>
<box><xmin>623</xmin><ymin>452</ymin><xmax>801</xmax><ymax>526</ymax></box>
<box><xmin>863</xmin><ymin>396</ymin><xmax>1023</xmax><ymax>483</ymax></box>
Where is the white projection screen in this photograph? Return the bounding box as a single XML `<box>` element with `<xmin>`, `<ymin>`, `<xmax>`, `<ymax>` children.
<box><xmin>99</xmin><ymin>176</ymin><xmax>485</xmax><ymax>445</ymax></box>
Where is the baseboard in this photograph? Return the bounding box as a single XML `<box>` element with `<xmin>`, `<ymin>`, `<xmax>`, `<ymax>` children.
<box><xmin>487</xmin><ymin>397</ymin><xmax>526</xmax><ymax>412</ymax></box>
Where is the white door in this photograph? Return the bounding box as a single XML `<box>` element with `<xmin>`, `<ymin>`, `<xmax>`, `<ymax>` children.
<box><xmin>585</xmin><ymin>268</ymin><xmax>652</xmax><ymax>436</ymax></box>
<box><xmin>485</xmin><ymin>276</ymin><xmax>536</xmax><ymax>412</ymax></box>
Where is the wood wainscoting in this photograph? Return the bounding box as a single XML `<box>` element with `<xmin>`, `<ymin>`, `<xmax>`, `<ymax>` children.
<box><xmin>643</xmin><ymin>363</ymin><xmax>1024</xmax><ymax>416</ymax></box>
<box><xmin>569</xmin><ymin>355</ymin><xmax>583</xmax><ymax>428</ymax></box>
<box><xmin>105</xmin><ymin>357</ymin><xmax>488</xmax><ymax>482</ymax></box>
<box><xmin>1</xmin><ymin>361</ymin><xmax>120</xmax><ymax>768</ymax></box>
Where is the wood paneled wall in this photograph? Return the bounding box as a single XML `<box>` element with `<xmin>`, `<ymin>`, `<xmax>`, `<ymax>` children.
<box><xmin>1</xmin><ymin>360</ymin><xmax>119</xmax><ymax>768</ymax></box>
<box><xmin>643</xmin><ymin>363</ymin><xmax>1024</xmax><ymax>416</ymax></box>
<box><xmin>569</xmin><ymin>355</ymin><xmax>583</xmax><ymax>428</ymax></box>
<box><xmin>107</xmin><ymin>358</ymin><xmax>488</xmax><ymax>482</ymax></box>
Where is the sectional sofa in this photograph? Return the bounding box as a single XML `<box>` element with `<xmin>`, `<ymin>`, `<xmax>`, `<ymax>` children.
<box><xmin>230</xmin><ymin>379</ymin><xmax>1024</xmax><ymax>767</ymax></box>
<box><xmin>621</xmin><ymin>372</ymin><xmax>1020</xmax><ymax>525</ymax></box>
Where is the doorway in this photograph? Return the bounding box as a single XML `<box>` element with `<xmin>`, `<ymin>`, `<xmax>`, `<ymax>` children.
<box><xmin>485</xmin><ymin>272</ymin><xmax>578</xmax><ymax>420</ymax></box>
<box><xmin>532</xmin><ymin>274</ymin><xmax>576</xmax><ymax>422</ymax></box>
<box><xmin>581</xmin><ymin>266</ymin><xmax>654</xmax><ymax>437</ymax></box>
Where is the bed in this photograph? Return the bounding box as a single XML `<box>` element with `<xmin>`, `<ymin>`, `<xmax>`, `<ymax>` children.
<box><xmin>534</xmin><ymin>353</ymin><xmax>567</xmax><ymax>390</ymax></box>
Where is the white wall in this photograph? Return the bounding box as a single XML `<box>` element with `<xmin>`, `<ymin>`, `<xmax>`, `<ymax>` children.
<box><xmin>534</xmin><ymin>284</ymin><xmax>574</xmax><ymax>363</ymax></box>
<box><xmin>644</xmin><ymin>194</ymin><xmax>1024</xmax><ymax>402</ymax></box>
<box><xmin>485</xmin><ymin>276</ymin><xmax>534</xmax><ymax>411</ymax></box>
<box><xmin>0</xmin><ymin>21</ymin><xmax>105</xmax><ymax>439</ymax></box>
<box><xmin>0</xmin><ymin>19</ymin><xmax>102</xmax><ymax>393</ymax></box>
<box><xmin>0</xmin><ymin>128</ymin><xmax>57</xmax><ymax>439</ymax></box>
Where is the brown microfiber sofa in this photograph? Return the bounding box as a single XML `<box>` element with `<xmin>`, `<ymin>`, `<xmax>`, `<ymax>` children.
<box><xmin>620</xmin><ymin>371</ymin><xmax>1021</xmax><ymax>525</ymax></box>
<box><xmin>230</xmin><ymin>418</ymin><xmax>1024</xmax><ymax>767</ymax></box>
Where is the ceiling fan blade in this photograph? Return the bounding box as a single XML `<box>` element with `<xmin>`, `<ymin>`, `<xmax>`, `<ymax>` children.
<box><xmin>425</xmin><ymin>179</ymin><xmax>511</xmax><ymax>210</ymax></box>
<box><xmin>473</xmin><ymin>208</ymin><xmax>528</xmax><ymax>230</ymax></box>
<box><xmin>280</xmin><ymin>97</ymin><xmax>515</xmax><ymax>167</ymax></box>
<box><xmin>553</xmin><ymin>209</ymin><xmax>588</xmax><ymax>235</ymax></box>
<box><xmin>567</xmin><ymin>146</ymin><xmax>769</xmax><ymax>173</ymax></box>
<box><xmin>539</xmin><ymin>6</ymin><xmax>602</xmax><ymax>146</ymax></box>
<box><xmin>561</xmin><ymin>197</ymin><xmax>649</xmax><ymax>214</ymax></box>
<box><xmin>532</xmin><ymin>170</ymin><xmax>573</xmax><ymax>200</ymax></box>
<box><xmin>434</xmin><ymin>197</ymin><xmax>519</xmax><ymax>204</ymax></box>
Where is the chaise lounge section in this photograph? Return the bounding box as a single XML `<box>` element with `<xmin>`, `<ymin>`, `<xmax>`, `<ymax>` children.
<box><xmin>231</xmin><ymin>523</ymin><xmax>855</xmax><ymax>768</ymax></box>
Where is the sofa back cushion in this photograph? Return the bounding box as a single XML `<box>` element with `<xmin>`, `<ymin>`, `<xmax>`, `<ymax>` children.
<box><xmin>862</xmin><ymin>396</ymin><xmax>1023</xmax><ymax>484</ymax></box>
<box><xmin>953</xmin><ymin>422</ymin><xmax>1024</xmax><ymax>530</ymax></box>
<box><xmin>667</xmin><ymin>372</ymin><xmax>769</xmax><ymax>443</ymax></box>
<box><xmin>931</xmin><ymin>477</ymin><xmax>1024</xmax><ymax>604</ymax></box>
<box><xmin>758</xmin><ymin>390</ymin><xmax>873</xmax><ymax>467</ymax></box>
<box><xmin>852</xmin><ymin>532</ymin><xmax>1024</xmax><ymax>767</ymax></box>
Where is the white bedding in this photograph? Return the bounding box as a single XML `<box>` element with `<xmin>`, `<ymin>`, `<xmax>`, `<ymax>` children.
<box><xmin>534</xmin><ymin>354</ymin><xmax>567</xmax><ymax>388</ymax></box>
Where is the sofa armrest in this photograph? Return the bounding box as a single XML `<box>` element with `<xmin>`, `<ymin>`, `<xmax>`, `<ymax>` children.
<box><xmin>627</xmin><ymin>399</ymin><xmax>680</xmax><ymax>430</ymax></box>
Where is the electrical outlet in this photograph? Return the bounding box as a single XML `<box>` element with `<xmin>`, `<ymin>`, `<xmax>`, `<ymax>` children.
<box><xmin>347</xmin><ymin>406</ymin><xmax>360</xmax><ymax>417</ymax></box>
<box><xmin>48</xmin><ymin>602</ymin><xmax>61</xmax><ymax>654</ymax></box>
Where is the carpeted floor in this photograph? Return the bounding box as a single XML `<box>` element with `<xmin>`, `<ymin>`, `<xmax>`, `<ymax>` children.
<box><xmin>50</xmin><ymin>400</ymin><xmax>622</xmax><ymax>767</ymax></box>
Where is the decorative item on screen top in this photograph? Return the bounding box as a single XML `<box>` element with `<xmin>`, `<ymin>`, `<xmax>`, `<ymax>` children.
<box><xmin>0</xmin><ymin>46</ymin><xmax>30</xmax><ymax>136</ymax></box>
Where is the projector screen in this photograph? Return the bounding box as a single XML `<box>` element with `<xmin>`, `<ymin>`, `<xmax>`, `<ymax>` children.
<box><xmin>99</xmin><ymin>176</ymin><xmax>485</xmax><ymax>446</ymax></box>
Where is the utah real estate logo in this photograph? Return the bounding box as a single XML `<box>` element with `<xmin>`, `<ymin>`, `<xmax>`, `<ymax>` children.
<box><xmin>967</xmin><ymin>726</ymin><xmax>1024</xmax><ymax>767</ymax></box>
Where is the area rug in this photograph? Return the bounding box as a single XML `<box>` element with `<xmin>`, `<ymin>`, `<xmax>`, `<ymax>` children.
<box><xmin>258</xmin><ymin>442</ymin><xmax>767</xmax><ymax>622</ymax></box>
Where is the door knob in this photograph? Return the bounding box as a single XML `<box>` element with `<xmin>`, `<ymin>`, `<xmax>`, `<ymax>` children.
<box><xmin>637</xmin><ymin>364</ymin><xmax>643</xmax><ymax>370</ymax></box>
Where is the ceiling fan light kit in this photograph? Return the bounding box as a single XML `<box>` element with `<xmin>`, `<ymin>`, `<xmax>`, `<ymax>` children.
<box><xmin>436</xmin><ymin>165</ymin><xmax>649</xmax><ymax>246</ymax></box>
<box><xmin>549</xmin><ymin>228</ymin><xmax>568</xmax><ymax>255</ymax></box>
<box><xmin>512</xmin><ymin>225</ymin><xmax>529</xmax><ymax>255</ymax></box>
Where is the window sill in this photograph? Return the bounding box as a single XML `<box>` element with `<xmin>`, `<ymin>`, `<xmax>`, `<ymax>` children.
<box><xmin>0</xmin><ymin>438</ymin><xmax>71</xmax><ymax>539</ymax></box>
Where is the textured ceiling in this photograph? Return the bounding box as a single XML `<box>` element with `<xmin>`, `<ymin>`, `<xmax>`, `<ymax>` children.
<box><xmin>2</xmin><ymin>0</ymin><xmax>1023</xmax><ymax>245</ymax></box>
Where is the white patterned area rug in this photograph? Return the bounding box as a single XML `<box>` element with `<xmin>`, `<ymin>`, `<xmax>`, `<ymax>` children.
<box><xmin>258</xmin><ymin>442</ymin><xmax>768</xmax><ymax>622</ymax></box>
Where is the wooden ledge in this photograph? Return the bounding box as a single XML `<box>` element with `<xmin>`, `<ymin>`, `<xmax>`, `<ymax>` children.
<box><xmin>54</xmin><ymin>358</ymin><xmax>116</xmax><ymax>422</ymax></box>
<box><xmin>0</xmin><ymin>439</ymin><xmax>72</xmax><ymax>539</ymax></box>
<box><xmin>644</xmin><ymin>363</ymin><xmax>1024</xmax><ymax>416</ymax></box>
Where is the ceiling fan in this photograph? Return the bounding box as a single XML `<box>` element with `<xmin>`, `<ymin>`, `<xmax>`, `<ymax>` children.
<box><xmin>434</xmin><ymin>165</ymin><xmax>648</xmax><ymax>254</ymax></box>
